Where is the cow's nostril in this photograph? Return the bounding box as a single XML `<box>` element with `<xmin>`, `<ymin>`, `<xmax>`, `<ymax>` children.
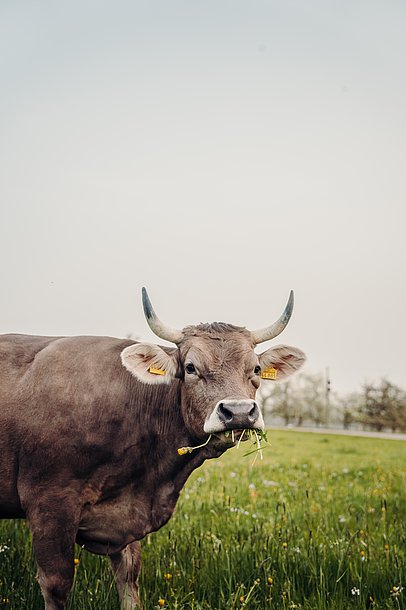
<box><xmin>218</xmin><ymin>403</ymin><xmax>233</xmax><ymax>423</ymax></box>
<box><xmin>248</xmin><ymin>403</ymin><xmax>259</xmax><ymax>421</ymax></box>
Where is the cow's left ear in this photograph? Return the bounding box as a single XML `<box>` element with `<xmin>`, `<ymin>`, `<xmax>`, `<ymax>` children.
<box><xmin>121</xmin><ymin>342</ymin><xmax>179</xmax><ymax>385</ymax></box>
<box><xmin>258</xmin><ymin>344</ymin><xmax>306</xmax><ymax>380</ymax></box>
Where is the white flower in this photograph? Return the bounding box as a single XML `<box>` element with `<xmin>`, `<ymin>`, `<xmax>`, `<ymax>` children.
<box><xmin>351</xmin><ymin>587</ymin><xmax>360</xmax><ymax>596</ymax></box>
<box><xmin>390</xmin><ymin>586</ymin><xmax>404</xmax><ymax>598</ymax></box>
<box><xmin>263</xmin><ymin>480</ymin><xmax>280</xmax><ymax>487</ymax></box>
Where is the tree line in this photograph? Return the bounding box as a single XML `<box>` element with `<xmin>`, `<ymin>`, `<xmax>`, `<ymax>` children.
<box><xmin>259</xmin><ymin>373</ymin><xmax>406</xmax><ymax>433</ymax></box>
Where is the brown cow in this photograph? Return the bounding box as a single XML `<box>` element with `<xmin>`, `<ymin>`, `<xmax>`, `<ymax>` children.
<box><xmin>0</xmin><ymin>288</ymin><xmax>305</xmax><ymax>609</ymax></box>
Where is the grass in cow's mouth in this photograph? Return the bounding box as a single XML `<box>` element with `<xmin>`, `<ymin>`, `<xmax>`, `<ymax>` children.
<box><xmin>237</xmin><ymin>428</ymin><xmax>270</xmax><ymax>462</ymax></box>
<box><xmin>177</xmin><ymin>428</ymin><xmax>269</xmax><ymax>459</ymax></box>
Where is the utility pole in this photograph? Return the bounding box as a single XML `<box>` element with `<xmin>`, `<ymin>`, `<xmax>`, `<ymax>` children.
<box><xmin>325</xmin><ymin>367</ymin><xmax>331</xmax><ymax>427</ymax></box>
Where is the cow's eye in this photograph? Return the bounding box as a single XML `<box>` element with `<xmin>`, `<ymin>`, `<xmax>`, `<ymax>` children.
<box><xmin>185</xmin><ymin>363</ymin><xmax>196</xmax><ymax>374</ymax></box>
<box><xmin>254</xmin><ymin>365</ymin><xmax>261</xmax><ymax>375</ymax></box>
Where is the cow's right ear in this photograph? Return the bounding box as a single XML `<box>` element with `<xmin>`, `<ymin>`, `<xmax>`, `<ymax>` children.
<box><xmin>121</xmin><ymin>343</ymin><xmax>179</xmax><ymax>385</ymax></box>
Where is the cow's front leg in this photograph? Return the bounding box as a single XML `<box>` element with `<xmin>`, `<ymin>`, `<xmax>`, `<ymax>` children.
<box><xmin>110</xmin><ymin>541</ymin><xmax>142</xmax><ymax>609</ymax></box>
<box><xmin>27</xmin><ymin>502</ymin><xmax>78</xmax><ymax>610</ymax></box>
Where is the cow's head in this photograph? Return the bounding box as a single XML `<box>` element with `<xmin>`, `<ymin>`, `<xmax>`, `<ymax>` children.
<box><xmin>121</xmin><ymin>288</ymin><xmax>305</xmax><ymax>444</ymax></box>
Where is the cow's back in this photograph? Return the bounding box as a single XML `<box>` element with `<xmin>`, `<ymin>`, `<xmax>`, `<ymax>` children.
<box><xmin>0</xmin><ymin>333</ymin><xmax>134</xmax><ymax>517</ymax></box>
<box><xmin>0</xmin><ymin>334</ymin><xmax>59</xmax><ymax>391</ymax></box>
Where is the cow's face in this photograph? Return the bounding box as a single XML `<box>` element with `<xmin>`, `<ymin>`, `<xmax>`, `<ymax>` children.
<box><xmin>178</xmin><ymin>326</ymin><xmax>261</xmax><ymax>437</ymax></box>
<box><xmin>178</xmin><ymin>325</ymin><xmax>305</xmax><ymax>439</ymax></box>
<box><xmin>120</xmin><ymin>289</ymin><xmax>305</xmax><ymax>445</ymax></box>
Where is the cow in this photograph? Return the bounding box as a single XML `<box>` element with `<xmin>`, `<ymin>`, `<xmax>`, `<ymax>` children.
<box><xmin>0</xmin><ymin>288</ymin><xmax>305</xmax><ymax>609</ymax></box>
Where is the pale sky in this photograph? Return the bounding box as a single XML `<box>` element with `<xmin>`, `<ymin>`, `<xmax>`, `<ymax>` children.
<box><xmin>1</xmin><ymin>1</ymin><xmax>405</xmax><ymax>395</ymax></box>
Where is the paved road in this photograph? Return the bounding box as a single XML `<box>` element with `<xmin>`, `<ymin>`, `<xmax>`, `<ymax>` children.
<box><xmin>268</xmin><ymin>425</ymin><xmax>406</xmax><ymax>441</ymax></box>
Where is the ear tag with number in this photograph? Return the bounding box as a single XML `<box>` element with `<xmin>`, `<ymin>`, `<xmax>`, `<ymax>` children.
<box><xmin>261</xmin><ymin>367</ymin><xmax>278</xmax><ymax>380</ymax></box>
<box><xmin>149</xmin><ymin>366</ymin><xmax>166</xmax><ymax>376</ymax></box>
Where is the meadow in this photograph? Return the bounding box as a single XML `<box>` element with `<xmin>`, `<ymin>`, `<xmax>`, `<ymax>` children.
<box><xmin>0</xmin><ymin>429</ymin><xmax>405</xmax><ymax>609</ymax></box>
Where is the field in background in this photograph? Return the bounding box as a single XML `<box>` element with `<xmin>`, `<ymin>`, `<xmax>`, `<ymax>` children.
<box><xmin>0</xmin><ymin>430</ymin><xmax>405</xmax><ymax>609</ymax></box>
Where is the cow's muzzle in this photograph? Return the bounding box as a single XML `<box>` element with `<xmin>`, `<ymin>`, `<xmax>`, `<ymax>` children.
<box><xmin>203</xmin><ymin>399</ymin><xmax>265</xmax><ymax>434</ymax></box>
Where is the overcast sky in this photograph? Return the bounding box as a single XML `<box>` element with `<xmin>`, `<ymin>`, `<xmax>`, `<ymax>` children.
<box><xmin>1</xmin><ymin>1</ymin><xmax>405</xmax><ymax>395</ymax></box>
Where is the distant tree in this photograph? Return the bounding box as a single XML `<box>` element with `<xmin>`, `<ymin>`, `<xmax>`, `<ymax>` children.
<box><xmin>299</xmin><ymin>373</ymin><xmax>328</xmax><ymax>427</ymax></box>
<box><xmin>335</xmin><ymin>392</ymin><xmax>362</xmax><ymax>429</ymax></box>
<box><xmin>260</xmin><ymin>380</ymin><xmax>297</xmax><ymax>426</ymax></box>
<box><xmin>259</xmin><ymin>372</ymin><xmax>328</xmax><ymax>427</ymax></box>
<box><xmin>358</xmin><ymin>379</ymin><xmax>406</xmax><ymax>432</ymax></box>
<box><xmin>126</xmin><ymin>333</ymin><xmax>140</xmax><ymax>341</ymax></box>
<box><xmin>260</xmin><ymin>373</ymin><xmax>406</xmax><ymax>433</ymax></box>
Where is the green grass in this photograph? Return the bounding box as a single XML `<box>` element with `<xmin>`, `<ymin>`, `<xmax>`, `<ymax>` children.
<box><xmin>0</xmin><ymin>430</ymin><xmax>405</xmax><ymax>609</ymax></box>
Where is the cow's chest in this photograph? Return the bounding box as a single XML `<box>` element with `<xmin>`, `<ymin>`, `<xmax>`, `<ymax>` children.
<box><xmin>77</xmin><ymin>479</ymin><xmax>179</xmax><ymax>555</ymax></box>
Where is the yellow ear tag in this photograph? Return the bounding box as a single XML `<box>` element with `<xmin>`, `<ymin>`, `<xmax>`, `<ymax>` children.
<box><xmin>261</xmin><ymin>367</ymin><xmax>277</xmax><ymax>380</ymax></box>
<box><xmin>149</xmin><ymin>366</ymin><xmax>166</xmax><ymax>376</ymax></box>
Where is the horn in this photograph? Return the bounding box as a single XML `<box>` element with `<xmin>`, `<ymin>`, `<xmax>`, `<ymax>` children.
<box><xmin>142</xmin><ymin>287</ymin><xmax>184</xmax><ymax>344</ymax></box>
<box><xmin>251</xmin><ymin>291</ymin><xmax>294</xmax><ymax>345</ymax></box>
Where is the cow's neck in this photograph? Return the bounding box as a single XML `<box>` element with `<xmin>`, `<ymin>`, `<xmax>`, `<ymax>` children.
<box><xmin>126</xmin><ymin>378</ymin><xmax>224</xmax><ymax>533</ymax></box>
<box><xmin>77</xmin><ymin>376</ymin><xmax>226</xmax><ymax>548</ymax></box>
<box><xmin>129</xmin><ymin>378</ymin><xmax>223</xmax><ymax>485</ymax></box>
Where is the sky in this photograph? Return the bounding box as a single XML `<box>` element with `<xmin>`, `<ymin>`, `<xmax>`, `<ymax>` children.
<box><xmin>1</xmin><ymin>1</ymin><xmax>405</xmax><ymax>396</ymax></box>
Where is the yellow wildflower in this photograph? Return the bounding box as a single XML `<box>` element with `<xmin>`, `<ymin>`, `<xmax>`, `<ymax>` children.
<box><xmin>177</xmin><ymin>447</ymin><xmax>189</xmax><ymax>455</ymax></box>
<box><xmin>282</xmin><ymin>541</ymin><xmax>288</xmax><ymax>549</ymax></box>
<box><xmin>267</xmin><ymin>576</ymin><xmax>273</xmax><ymax>586</ymax></box>
<box><xmin>74</xmin><ymin>558</ymin><xmax>80</xmax><ymax>566</ymax></box>
<box><xmin>164</xmin><ymin>573</ymin><xmax>172</xmax><ymax>581</ymax></box>
<box><xmin>177</xmin><ymin>435</ymin><xmax>212</xmax><ymax>456</ymax></box>
<box><xmin>158</xmin><ymin>598</ymin><xmax>165</xmax><ymax>607</ymax></box>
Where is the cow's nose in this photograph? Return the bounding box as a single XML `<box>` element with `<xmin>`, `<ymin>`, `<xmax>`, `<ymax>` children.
<box><xmin>217</xmin><ymin>399</ymin><xmax>260</xmax><ymax>429</ymax></box>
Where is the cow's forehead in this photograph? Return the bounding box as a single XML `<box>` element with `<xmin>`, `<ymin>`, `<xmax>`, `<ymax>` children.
<box><xmin>181</xmin><ymin>322</ymin><xmax>252</xmax><ymax>341</ymax></box>
<box><xmin>178</xmin><ymin>323</ymin><xmax>255</xmax><ymax>365</ymax></box>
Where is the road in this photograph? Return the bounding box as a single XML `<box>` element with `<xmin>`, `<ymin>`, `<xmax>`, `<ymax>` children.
<box><xmin>268</xmin><ymin>425</ymin><xmax>406</xmax><ymax>441</ymax></box>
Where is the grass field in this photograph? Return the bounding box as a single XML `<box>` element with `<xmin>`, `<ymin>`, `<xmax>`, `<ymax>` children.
<box><xmin>0</xmin><ymin>430</ymin><xmax>405</xmax><ymax>609</ymax></box>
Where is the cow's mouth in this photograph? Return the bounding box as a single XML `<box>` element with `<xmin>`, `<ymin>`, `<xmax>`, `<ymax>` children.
<box><xmin>177</xmin><ymin>427</ymin><xmax>267</xmax><ymax>457</ymax></box>
<box><xmin>214</xmin><ymin>428</ymin><xmax>252</xmax><ymax>444</ymax></box>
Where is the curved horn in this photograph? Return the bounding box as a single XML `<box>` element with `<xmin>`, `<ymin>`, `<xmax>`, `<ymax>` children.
<box><xmin>142</xmin><ymin>287</ymin><xmax>184</xmax><ymax>344</ymax></box>
<box><xmin>251</xmin><ymin>291</ymin><xmax>294</xmax><ymax>345</ymax></box>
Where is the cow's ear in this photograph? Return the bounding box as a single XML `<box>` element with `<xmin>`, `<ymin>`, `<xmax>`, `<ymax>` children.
<box><xmin>121</xmin><ymin>342</ymin><xmax>179</xmax><ymax>384</ymax></box>
<box><xmin>258</xmin><ymin>344</ymin><xmax>306</xmax><ymax>381</ymax></box>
